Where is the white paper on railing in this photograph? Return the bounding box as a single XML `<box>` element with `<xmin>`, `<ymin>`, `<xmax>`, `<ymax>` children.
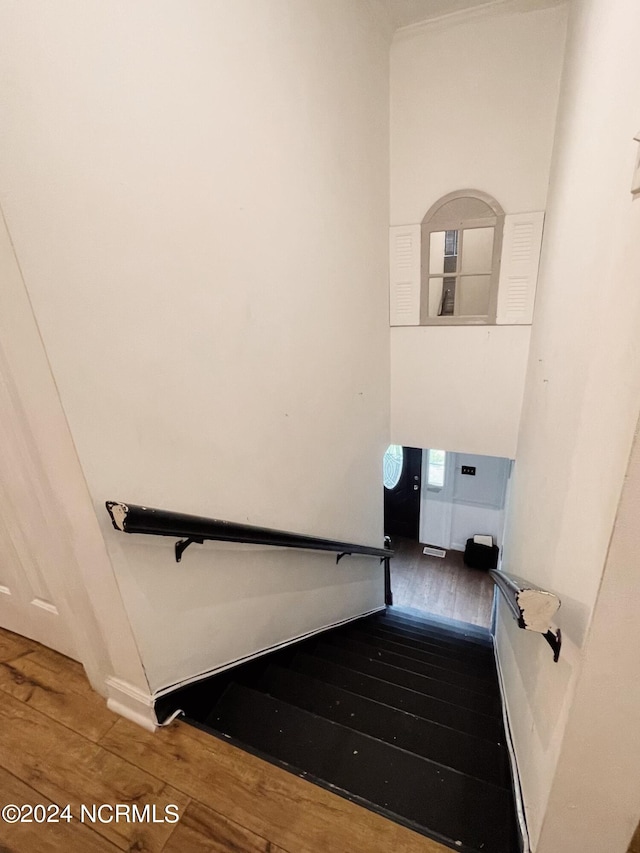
<box><xmin>515</xmin><ymin>588</ymin><xmax>560</xmax><ymax>633</ymax></box>
<box><xmin>492</xmin><ymin>569</ymin><xmax>561</xmax><ymax>634</ymax></box>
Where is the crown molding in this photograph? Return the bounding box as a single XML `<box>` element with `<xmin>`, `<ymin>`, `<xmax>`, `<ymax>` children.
<box><xmin>393</xmin><ymin>0</ymin><xmax>567</xmax><ymax>41</ymax></box>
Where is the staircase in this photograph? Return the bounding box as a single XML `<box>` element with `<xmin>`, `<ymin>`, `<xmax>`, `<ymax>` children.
<box><xmin>171</xmin><ymin>606</ymin><xmax>520</xmax><ymax>853</ymax></box>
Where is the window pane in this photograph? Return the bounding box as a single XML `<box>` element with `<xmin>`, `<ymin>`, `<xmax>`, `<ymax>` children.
<box><xmin>428</xmin><ymin>449</ymin><xmax>446</xmax><ymax>488</ymax></box>
<box><xmin>428</xmin><ymin>277</ymin><xmax>444</xmax><ymax>317</ymax></box>
<box><xmin>440</xmin><ymin>277</ymin><xmax>456</xmax><ymax>315</ymax></box>
<box><xmin>430</xmin><ymin>230</ymin><xmax>460</xmax><ymax>275</ymax></box>
<box><xmin>444</xmin><ymin>230</ymin><xmax>459</xmax><ymax>256</ymax></box>
<box><xmin>383</xmin><ymin>444</ymin><xmax>404</xmax><ymax>490</ymax></box>
<box><xmin>461</xmin><ymin>227</ymin><xmax>494</xmax><ymax>274</ymax></box>
<box><xmin>429</xmin><ymin>231</ymin><xmax>446</xmax><ymax>274</ymax></box>
<box><xmin>428</xmin><ymin>277</ymin><xmax>457</xmax><ymax>317</ymax></box>
<box><xmin>458</xmin><ymin>274</ymin><xmax>491</xmax><ymax>316</ymax></box>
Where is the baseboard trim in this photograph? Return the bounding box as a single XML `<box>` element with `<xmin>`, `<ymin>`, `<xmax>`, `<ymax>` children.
<box><xmin>105</xmin><ymin>676</ymin><xmax>158</xmax><ymax>732</ymax></box>
<box><xmin>493</xmin><ymin>638</ymin><xmax>530</xmax><ymax>853</ymax></box>
<box><xmin>152</xmin><ymin>605</ymin><xmax>386</xmax><ymax>701</ymax></box>
<box><xmin>491</xmin><ymin>585</ymin><xmax>499</xmax><ymax>636</ymax></box>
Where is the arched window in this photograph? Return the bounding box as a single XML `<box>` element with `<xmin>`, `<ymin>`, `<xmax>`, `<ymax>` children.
<box><xmin>420</xmin><ymin>190</ymin><xmax>504</xmax><ymax>325</ymax></box>
<box><xmin>383</xmin><ymin>444</ymin><xmax>404</xmax><ymax>490</ymax></box>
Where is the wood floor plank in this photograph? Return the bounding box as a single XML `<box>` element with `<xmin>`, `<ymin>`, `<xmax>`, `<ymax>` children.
<box><xmin>389</xmin><ymin>537</ymin><xmax>494</xmax><ymax>627</ymax></box>
<box><xmin>100</xmin><ymin>718</ymin><xmax>449</xmax><ymax>853</ymax></box>
<box><xmin>0</xmin><ymin>629</ymin><xmax>35</xmax><ymax>664</ymax></box>
<box><xmin>0</xmin><ymin>626</ymin><xmax>460</xmax><ymax>853</ymax></box>
<box><xmin>0</xmin><ymin>766</ymin><xmax>118</xmax><ymax>853</ymax></box>
<box><xmin>0</xmin><ymin>654</ymin><xmax>117</xmax><ymax>742</ymax></box>
<box><xmin>162</xmin><ymin>799</ymin><xmax>289</xmax><ymax>853</ymax></box>
<box><xmin>0</xmin><ymin>691</ymin><xmax>189</xmax><ymax>852</ymax></box>
<box><xmin>20</xmin><ymin>643</ymin><xmax>91</xmax><ymax>685</ymax></box>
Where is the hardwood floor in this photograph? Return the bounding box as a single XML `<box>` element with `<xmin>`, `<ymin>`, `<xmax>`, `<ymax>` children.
<box><xmin>389</xmin><ymin>536</ymin><xmax>495</xmax><ymax>628</ymax></box>
<box><xmin>0</xmin><ymin>626</ymin><xmax>446</xmax><ymax>853</ymax></box>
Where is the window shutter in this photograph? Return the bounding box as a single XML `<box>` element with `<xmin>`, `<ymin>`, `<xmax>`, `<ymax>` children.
<box><xmin>496</xmin><ymin>212</ymin><xmax>544</xmax><ymax>325</ymax></box>
<box><xmin>389</xmin><ymin>225</ymin><xmax>420</xmax><ymax>326</ymax></box>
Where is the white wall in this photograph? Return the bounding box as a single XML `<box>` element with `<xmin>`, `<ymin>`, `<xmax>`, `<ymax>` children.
<box><xmin>449</xmin><ymin>452</ymin><xmax>509</xmax><ymax>550</ymax></box>
<box><xmin>0</xmin><ymin>1</ymin><xmax>391</xmax><ymax>694</ymax></box>
<box><xmin>496</xmin><ymin>0</ymin><xmax>640</xmax><ymax>848</ymax></box>
<box><xmin>392</xmin><ymin>326</ymin><xmax>530</xmax><ymax>457</ymax></box>
<box><xmin>534</xmin><ymin>421</ymin><xmax>640</xmax><ymax>853</ymax></box>
<box><xmin>389</xmin><ymin>3</ymin><xmax>567</xmax><ymax>457</ymax></box>
<box><xmin>420</xmin><ymin>451</ymin><xmax>509</xmax><ymax>549</ymax></box>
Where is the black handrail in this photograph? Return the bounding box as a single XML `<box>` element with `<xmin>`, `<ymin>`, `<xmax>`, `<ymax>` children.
<box><xmin>490</xmin><ymin>568</ymin><xmax>561</xmax><ymax>662</ymax></box>
<box><xmin>105</xmin><ymin>501</ymin><xmax>392</xmax><ymax>582</ymax></box>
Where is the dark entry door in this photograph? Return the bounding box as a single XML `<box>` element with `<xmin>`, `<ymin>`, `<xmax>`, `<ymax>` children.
<box><xmin>384</xmin><ymin>446</ymin><xmax>422</xmax><ymax>540</ymax></box>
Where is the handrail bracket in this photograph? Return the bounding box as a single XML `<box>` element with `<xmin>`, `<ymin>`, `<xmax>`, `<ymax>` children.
<box><xmin>175</xmin><ymin>537</ymin><xmax>204</xmax><ymax>563</ymax></box>
<box><xmin>543</xmin><ymin>627</ymin><xmax>562</xmax><ymax>663</ymax></box>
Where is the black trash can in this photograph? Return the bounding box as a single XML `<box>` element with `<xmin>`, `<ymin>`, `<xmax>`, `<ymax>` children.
<box><xmin>463</xmin><ymin>538</ymin><xmax>499</xmax><ymax>571</ymax></box>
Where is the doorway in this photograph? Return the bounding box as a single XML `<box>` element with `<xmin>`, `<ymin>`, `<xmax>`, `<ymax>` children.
<box><xmin>0</xmin><ymin>362</ymin><xmax>78</xmax><ymax>660</ymax></box>
<box><xmin>383</xmin><ymin>445</ymin><xmax>422</xmax><ymax>539</ymax></box>
<box><xmin>383</xmin><ymin>445</ymin><xmax>511</xmax><ymax>628</ymax></box>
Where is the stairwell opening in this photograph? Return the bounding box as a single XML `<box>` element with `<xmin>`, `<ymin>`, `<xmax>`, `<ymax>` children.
<box><xmin>154</xmin><ymin>447</ymin><xmax>521</xmax><ymax>853</ymax></box>
<box><xmin>383</xmin><ymin>445</ymin><xmax>513</xmax><ymax>629</ymax></box>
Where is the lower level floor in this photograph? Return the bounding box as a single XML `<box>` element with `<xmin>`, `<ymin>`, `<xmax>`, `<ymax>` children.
<box><xmin>389</xmin><ymin>535</ymin><xmax>495</xmax><ymax>628</ymax></box>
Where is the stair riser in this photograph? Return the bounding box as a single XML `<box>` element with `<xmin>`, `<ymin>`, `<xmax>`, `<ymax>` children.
<box><xmin>176</xmin><ymin>605</ymin><xmax>518</xmax><ymax>853</ymax></box>
<box><xmin>354</xmin><ymin>626</ymin><xmax>494</xmax><ymax>669</ymax></box>
<box><xmin>363</xmin><ymin>621</ymin><xmax>494</xmax><ymax>659</ymax></box>
<box><xmin>292</xmin><ymin>653</ymin><xmax>504</xmax><ymax>742</ymax></box>
<box><xmin>261</xmin><ymin>664</ymin><xmax>511</xmax><ymax>788</ymax></box>
<box><xmin>207</xmin><ymin>683</ymin><xmax>518</xmax><ymax>853</ymax></box>
<box><xmin>372</xmin><ymin>614</ymin><xmax>493</xmax><ymax>650</ymax></box>
<box><xmin>322</xmin><ymin>634</ymin><xmax>498</xmax><ymax>697</ymax></box>
<box><xmin>386</xmin><ymin>606</ymin><xmax>493</xmax><ymax>640</ymax></box>
<box><xmin>313</xmin><ymin>643</ymin><xmax>501</xmax><ymax>718</ymax></box>
<box><xmin>343</xmin><ymin>628</ymin><xmax>498</xmax><ymax>681</ymax></box>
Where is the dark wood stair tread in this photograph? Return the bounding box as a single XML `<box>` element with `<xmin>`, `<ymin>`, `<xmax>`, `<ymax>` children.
<box><xmin>322</xmin><ymin>633</ymin><xmax>499</xmax><ymax>696</ymax></box>
<box><xmin>290</xmin><ymin>652</ymin><xmax>504</xmax><ymax>742</ymax></box>
<box><xmin>204</xmin><ymin>682</ymin><xmax>518</xmax><ymax>853</ymax></box>
<box><xmin>260</xmin><ymin>663</ymin><xmax>511</xmax><ymax>788</ymax></box>
<box><xmin>312</xmin><ymin>642</ymin><xmax>502</xmax><ymax>718</ymax></box>
<box><xmin>342</xmin><ymin>626</ymin><xmax>498</xmax><ymax>679</ymax></box>
<box><xmin>367</xmin><ymin>616</ymin><xmax>494</xmax><ymax>653</ymax></box>
<box><xmin>175</xmin><ymin>606</ymin><xmax>519</xmax><ymax>851</ymax></box>
<box><xmin>383</xmin><ymin>606</ymin><xmax>493</xmax><ymax>641</ymax></box>
<box><xmin>353</xmin><ymin>622</ymin><xmax>495</xmax><ymax>665</ymax></box>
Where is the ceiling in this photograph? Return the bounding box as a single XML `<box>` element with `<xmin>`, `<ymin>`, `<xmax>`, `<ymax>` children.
<box><xmin>381</xmin><ymin>0</ymin><xmax>564</xmax><ymax>29</ymax></box>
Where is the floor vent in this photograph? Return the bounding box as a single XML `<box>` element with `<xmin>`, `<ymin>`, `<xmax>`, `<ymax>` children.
<box><xmin>423</xmin><ymin>546</ymin><xmax>446</xmax><ymax>558</ymax></box>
